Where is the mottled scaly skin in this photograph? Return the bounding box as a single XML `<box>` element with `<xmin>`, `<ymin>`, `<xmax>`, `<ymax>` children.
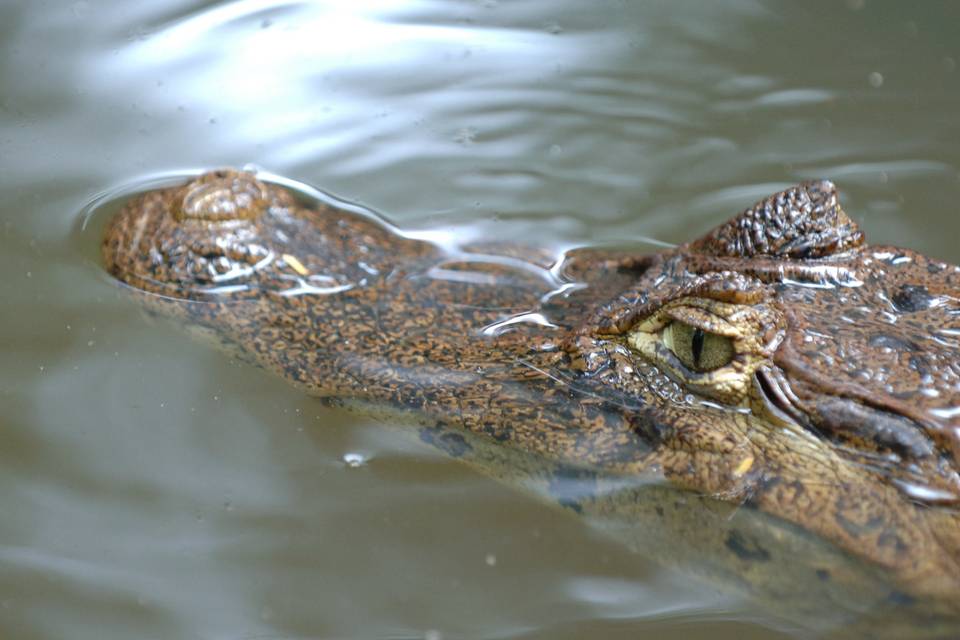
<box><xmin>102</xmin><ymin>170</ymin><xmax>960</xmax><ymax>635</ymax></box>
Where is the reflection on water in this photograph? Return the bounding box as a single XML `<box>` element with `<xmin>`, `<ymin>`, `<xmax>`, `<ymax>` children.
<box><xmin>2</xmin><ymin>0</ymin><xmax>960</xmax><ymax>638</ymax></box>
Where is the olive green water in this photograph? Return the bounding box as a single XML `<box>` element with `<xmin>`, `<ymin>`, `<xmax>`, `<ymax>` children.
<box><xmin>2</xmin><ymin>1</ymin><xmax>960</xmax><ymax>639</ymax></box>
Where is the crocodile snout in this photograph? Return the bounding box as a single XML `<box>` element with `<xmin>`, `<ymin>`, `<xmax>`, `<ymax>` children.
<box><xmin>102</xmin><ymin>169</ymin><xmax>281</xmax><ymax>299</ymax></box>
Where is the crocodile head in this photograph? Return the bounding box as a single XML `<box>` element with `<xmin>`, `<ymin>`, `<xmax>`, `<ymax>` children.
<box><xmin>568</xmin><ymin>180</ymin><xmax>960</xmax><ymax>506</ymax></box>
<box><xmin>102</xmin><ymin>170</ymin><xmax>960</xmax><ymax>612</ymax></box>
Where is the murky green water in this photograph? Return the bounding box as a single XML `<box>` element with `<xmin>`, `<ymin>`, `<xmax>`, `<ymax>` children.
<box><xmin>2</xmin><ymin>1</ymin><xmax>960</xmax><ymax>638</ymax></box>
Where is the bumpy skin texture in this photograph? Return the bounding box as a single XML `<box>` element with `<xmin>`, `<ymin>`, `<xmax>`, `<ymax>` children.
<box><xmin>103</xmin><ymin>170</ymin><xmax>960</xmax><ymax>626</ymax></box>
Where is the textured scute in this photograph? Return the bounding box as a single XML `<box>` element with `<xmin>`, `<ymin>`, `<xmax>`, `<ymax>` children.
<box><xmin>688</xmin><ymin>180</ymin><xmax>864</xmax><ymax>259</ymax></box>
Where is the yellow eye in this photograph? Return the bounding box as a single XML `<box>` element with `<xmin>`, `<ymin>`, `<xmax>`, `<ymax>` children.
<box><xmin>662</xmin><ymin>322</ymin><xmax>734</xmax><ymax>372</ymax></box>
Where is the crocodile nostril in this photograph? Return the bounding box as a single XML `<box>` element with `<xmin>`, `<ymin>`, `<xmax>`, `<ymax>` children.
<box><xmin>173</xmin><ymin>169</ymin><xmax>270</xmax><ymax>222</ymax></box>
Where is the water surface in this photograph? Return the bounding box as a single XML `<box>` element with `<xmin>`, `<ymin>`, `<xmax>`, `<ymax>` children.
<box><xmin>2</xmin><ymin>1</ymin><xmax>960</xmax><ymax>638</ymax></box>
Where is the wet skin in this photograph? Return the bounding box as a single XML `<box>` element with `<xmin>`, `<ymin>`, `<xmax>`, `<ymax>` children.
<box><xmin>103</xmin><ymin>170</ymin><xmax>960</xmax><ymax>630</ymax></box>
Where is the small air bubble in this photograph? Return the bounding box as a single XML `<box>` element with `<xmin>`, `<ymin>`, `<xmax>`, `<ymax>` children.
<box><xmin>454</xmin><ymin>127</ymin><xmax>477</xmax><ymax>145</ymax></box>
<box><xmin>343</xmin><ymin>452</ymin><xmax>368</xmax><ymax>468</ymax></box>
<box><xmin>485</xmin><ymin>553</ymin><xmax>497</xmax><ymax>566</ymax></box>
<box><xmin>868</xmin><ymin>72</ymin><xmax>884</xmax><ymax>88</ymax></box>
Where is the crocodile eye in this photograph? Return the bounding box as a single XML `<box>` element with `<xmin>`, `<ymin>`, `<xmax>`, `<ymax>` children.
<box><xmin>663</xmin><ymin>322</ymin><xmax>734</xmax><ymax>372</ymax></box>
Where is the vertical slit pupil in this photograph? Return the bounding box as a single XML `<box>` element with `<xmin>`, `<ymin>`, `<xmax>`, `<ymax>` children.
<box><xmin>691</xmin><ymin>327</ymin><xmax>705</xmax><ymax>369</ymax></box>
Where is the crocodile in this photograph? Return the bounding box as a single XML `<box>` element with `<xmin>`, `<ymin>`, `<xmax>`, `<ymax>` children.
<box><xmin>101</xmin><ymin>170</ymin><xmax>960</xmax><ymax>635</ymax></box>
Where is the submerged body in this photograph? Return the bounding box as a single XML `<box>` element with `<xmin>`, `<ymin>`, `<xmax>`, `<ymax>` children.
<box><xmin>103</xmin><ymin>170</ymin><xmax>960</xmax><ymax>635</ymax></box>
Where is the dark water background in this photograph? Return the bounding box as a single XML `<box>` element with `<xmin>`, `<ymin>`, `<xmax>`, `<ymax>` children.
<box><xmin>2</xmin><ymin>1</ymin><xmax>959</xmax><ymax>638</ymax></box>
